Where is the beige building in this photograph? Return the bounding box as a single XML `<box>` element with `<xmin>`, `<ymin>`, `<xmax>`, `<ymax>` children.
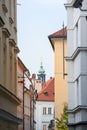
<box><xmin>48</xmin><ymin>27</ymin><xmax>68</xmax><ymax>129</ymax></box>
<box><xmin>17</xmin><ymin>58</ymin><xmax>38</xmax><ymax>130</ymax></box>
<box><xmin>0</xmin><ymin>0</ymin><xmax>22</xmax><ymax>129</ymax></box>
<box><xmin>17</xmin><ymin>57</ymin><xmax>33</xmax><ymax>130</ymax></box>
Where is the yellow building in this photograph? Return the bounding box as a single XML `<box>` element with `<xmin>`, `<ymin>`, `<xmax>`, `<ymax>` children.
<box><xmin>0</xmin><ymin>1</ymin><xmax>21</xmax><ymax>129</ymax></box>
<box><xmin>48</xmin><ymin>27</ymin><xmax>68</xmax><ymax>129</ymax></box>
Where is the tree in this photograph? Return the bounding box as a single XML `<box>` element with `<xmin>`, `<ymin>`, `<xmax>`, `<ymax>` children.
<box><xmin>55</xmin><ymin>103</ymin><xmax>68</xmax><ymax>130</ymax></box>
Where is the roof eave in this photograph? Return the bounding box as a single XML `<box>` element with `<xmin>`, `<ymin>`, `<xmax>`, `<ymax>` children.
<box><xmin>48</xmin><ymin>35</ymin><xmax>67</xmax><ymax>51</ymax></box>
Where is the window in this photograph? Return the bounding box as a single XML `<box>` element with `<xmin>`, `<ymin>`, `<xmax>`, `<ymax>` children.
<box><xmin>43</xmin><ymin>107</ymin><xmax>46</xmax><ymax>115</ymax></box>
<box><xmin>39</xmin><ymin>80</ymin><xmax>41</xmax><ymax>83</ymax></box>
<box><xmin>43</xmin><ymin>124</ymin><xmax>46</xmax><ymax>130</ymax></box>
<box><xmin>48</xmin><ymin>108</ymin><xmax>51</xmax><ymax>114</ymax></box>
<box><xmin>36</xmin><ymin>81</ymin><xmax>38</xmax><ymax>83</ymax></box>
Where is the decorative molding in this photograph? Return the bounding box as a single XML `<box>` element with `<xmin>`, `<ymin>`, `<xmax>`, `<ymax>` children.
<box><xmin>0</xmin><ymin>16</ymin><xmax>5</xmax><ymax>27</ymax></box>
<box><xmin>9</xmin><ymin>38</ymin><xmax>16</xmax><ymax>47</ymax></box>
<box><xmin>14</xmin><ymin>26</ymin><xmax>17</xmax><ymax>33</ymax></box>
<box><xmin>2</xmin><ymin>28</ymin><xmax>10</xmax><ymax>38</ymax></box>
<box><xmin>2</xmin><ymin>4</ymin><xmax>8</xmax><ymax>13</ymax></box>
<box><xmin>9</xmin><ymin>17</ymin><xmax>14</xmax><ymax>24</ymax></box>
<box><xmin>14</xmin><ymin>46</ymin><xmax>20</xmax><ymax>53</ymax></box>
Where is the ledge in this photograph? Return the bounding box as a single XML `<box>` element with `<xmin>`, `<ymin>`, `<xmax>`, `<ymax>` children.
<box><xmin>0</xmin><ymin>108</ymin><xmax>22</xmax><ymax>124</ymax></box>
<box><xmin>65</xmin><ymin>47</ymin><xmax>87</xmax><ymax>61</ymax></box>
<box><xmin>0</xmin><ymin>84</ymin><xmax>21</xmax><ymax>105</ymax></box>
<box><xmin>68</xmin><ymin>121</ymin><xmax>87</xmax><ymax>127</ymax></box>
<box><xmin>68</xmin><ymin>105</ymin><xmax>87</xmax><ymax>113</ymax></box>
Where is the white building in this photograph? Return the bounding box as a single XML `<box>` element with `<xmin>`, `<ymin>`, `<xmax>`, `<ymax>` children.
<box><xmin>65</xmin><ymin>0</ymin><xmax>87</xmax><ymax>129</ymax></box>
<box><xmin>35</xmin><ymin>78</ymin><xmax>55</xmax><ymax>130</ymax></box>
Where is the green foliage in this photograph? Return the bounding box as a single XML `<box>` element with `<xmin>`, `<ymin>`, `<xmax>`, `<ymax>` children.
<box><xmin>55</xmin><ymin>104</ymin><xmax>68</xmax><ymax>130</ymax></box>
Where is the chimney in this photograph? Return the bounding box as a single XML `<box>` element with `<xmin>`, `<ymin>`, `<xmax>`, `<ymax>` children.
<box><xmin>32</xmin><ymin>74</ymin><xmax>36</xmax><ymax>79</ymax></box>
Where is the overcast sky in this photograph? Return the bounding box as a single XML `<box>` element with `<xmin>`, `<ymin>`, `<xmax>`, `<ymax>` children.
<box><xmin>17</xmin><ymin>0</ymin><xmax>67</xmax><ymax>80</ymax></box>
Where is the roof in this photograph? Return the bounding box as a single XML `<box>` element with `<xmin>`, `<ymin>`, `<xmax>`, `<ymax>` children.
<box><xmin>48</xmin><ymin>27</ymin><xmax>67</xmax><ymax>38</ymax></box>
<box><xmin>37</xmin><ymin>78</ymin><xmax>54</xmax><ymax>101</ymax></box>
<box><xmin>48</xmin><ymin>27</ymin><xmax>67</xmax><ymax>50</ymax></box>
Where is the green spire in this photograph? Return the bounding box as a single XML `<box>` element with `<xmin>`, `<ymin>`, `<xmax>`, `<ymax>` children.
<box><xmin>38</xmin><ymin>62</ymin><xmax>45</xmax><ymax>74</ymax></box>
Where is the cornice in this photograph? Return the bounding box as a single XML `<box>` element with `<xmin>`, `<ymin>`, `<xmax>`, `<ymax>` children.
<box><xmin>65</xmin><ymin>47</ymin><xmax>87</xmax><ymax>61</ymax></box>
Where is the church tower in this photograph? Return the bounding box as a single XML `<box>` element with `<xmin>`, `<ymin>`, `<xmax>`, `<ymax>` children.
<box><xmin>37</xmin><ymin>62</ymin><xmax>46</xmax><ymax>82</ymax></box>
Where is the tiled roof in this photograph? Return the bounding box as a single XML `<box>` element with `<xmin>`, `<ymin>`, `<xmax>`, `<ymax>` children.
<box><xmin>48</xmin><ymin>27</ymin><xmax>67</xmax><ymax>38</ymax></box>
<box><xmin>37</xmin><ymin>78</ymin><xmax>54</xmax><ymax>101</ymax></box>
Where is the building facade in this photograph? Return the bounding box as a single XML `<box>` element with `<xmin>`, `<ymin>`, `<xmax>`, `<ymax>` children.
<box><xmin>17</xmin><ymin>57</ymin><xmax>32</xmax><ymax>130</ymax></box>
<box><xmin>0</xmin><ymin>0</ymin><xmax>21</xmax><ymax>129</ymax></box>
<box><xmin>17</xmin><ymin>57</ymin><xmax>37</xmax><ymax>130</ymax></box>
<box><xmin>65</xmin><ymin>0</ymin><xmax>87</xmax><ymax>129</ymax></box>
<box><xmin>48</xmin><ymin>27</ymin><xmax>68</xmax><ymax>129</ymax></box>
<box><xmin>35</xmin><ymin>78</ymin><xmax>55</xmax><ymax>130</ymax></box>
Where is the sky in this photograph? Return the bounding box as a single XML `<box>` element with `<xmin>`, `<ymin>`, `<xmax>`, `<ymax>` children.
<box><xmin>17</xmin><ymin>0</ymin><xmax>67</xmax><ymax>80</ymax></box>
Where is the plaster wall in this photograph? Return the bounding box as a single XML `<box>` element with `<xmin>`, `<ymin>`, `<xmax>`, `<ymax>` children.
<box><xmin>54</xmin><ymin>38</ymin><xmax>68</xmax><ymax>119</ymax></box>
<box><xmin>36</xmin><ymin>101</ymin><xmax>54</xmax><ymax>130</ymax></box>
<box><xmin>65</xmin><ymin>0</ymin><xmax>87</xmax><ymax>129</ymax></box>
